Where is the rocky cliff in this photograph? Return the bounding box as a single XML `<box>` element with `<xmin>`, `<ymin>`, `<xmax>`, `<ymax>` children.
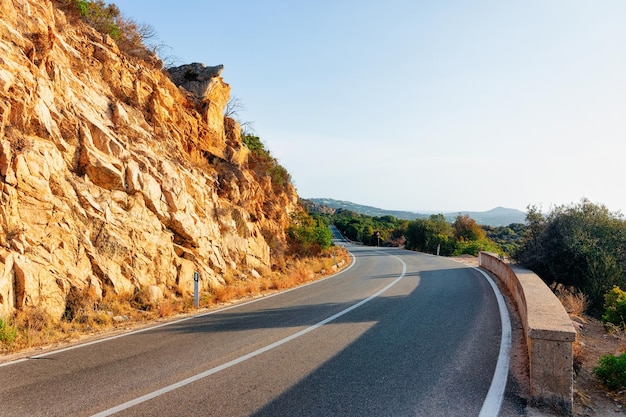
<box><xmin>0</xmin><ymin>0</ymin><xmax>300</xmax><ymax>320</ymax></box>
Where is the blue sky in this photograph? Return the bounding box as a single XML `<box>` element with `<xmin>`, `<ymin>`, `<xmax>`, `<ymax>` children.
<box><xmin>111</xmin><ymin>1</ymin><xmax>626</xmax><ymax>214</ymax></box>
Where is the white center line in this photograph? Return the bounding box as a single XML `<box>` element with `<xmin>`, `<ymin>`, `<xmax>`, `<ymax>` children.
<box><xmin>92</xmin><ymin>254</ymin><xmax>407</xmax><ymax>417</ymax></box>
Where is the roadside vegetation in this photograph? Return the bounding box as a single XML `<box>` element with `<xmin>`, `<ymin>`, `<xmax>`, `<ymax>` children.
<box><xmin>512</xmin><ymin>199</ymin><xmax>626</xmax><ymax>394</ymax></box>
<box><xmin>316</xmin><ymin>199</ymin><xmax>626</xmax><ymax>395</ymax></box>
<box><xmin>287</xmin><ymin>211</ymin><xmax>333</xmax><ymax>257</ymax></box>
<box><xmin>321</xmin><ymin>207</ymin><xmax>517</xmax><ymax>257</ymax></box>
<box><xmin>330</xmin><ymin>209</ymin><xmax>409</xmax><ymax>247</ymax></box>
<box><xmin>242</xmin><ymin>133</ymin><xmax>292</xmax><ymax>193</ymax></box>
<box><xmin>0</xmin><ymin>243</ymin><xmax>349</xmax><ymax>354</ymax></box>
<box><xmin>513</xmin><ymin>199</ymin><xmax>626</xmax><ymax>316</ymax></box>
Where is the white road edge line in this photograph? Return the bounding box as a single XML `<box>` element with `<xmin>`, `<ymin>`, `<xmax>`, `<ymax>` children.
<box><xmin>0</xmin><ymin>251</ymin><xmax>357</xmax><ymax>367</ymax></box>
<box><xmin>475</xmin><ymin>266</ymin><xmax>512</xmax><ymax>417</ymax></box>
<box><xmin>91</xmin><ymin>253</ymin><xmax>407</xmax><ymax>417</ymax></box>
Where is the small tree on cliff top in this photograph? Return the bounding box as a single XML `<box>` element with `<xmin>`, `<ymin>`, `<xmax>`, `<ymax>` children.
<box><xmin>242</xmin><ymin>133</ymin><xmax>292</xmax><ymax>192</ymax></box>
<box><xmin>54</xmin><ymin>0</ymin><xmax>158</xmax><ymax>61</ymax></box>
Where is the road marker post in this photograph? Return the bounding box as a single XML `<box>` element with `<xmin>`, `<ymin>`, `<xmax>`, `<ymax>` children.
<box><xmin>194</xmin><ymin>271</ymin><xmax>199</xmax><ymax>308</ymax></box>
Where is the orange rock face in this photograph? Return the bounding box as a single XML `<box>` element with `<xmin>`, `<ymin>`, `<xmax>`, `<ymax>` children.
<box><xmin>0</xmin><ymin>0</ymin><xmax>299</xmax><ymax>319</ymax></box>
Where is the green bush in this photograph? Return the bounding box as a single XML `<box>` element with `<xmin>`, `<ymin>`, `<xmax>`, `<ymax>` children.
<box><xmin>602</xmin><ymin>286</ymin><xmax>626</xmax><ymax>327</ymax></box>
<box><xmin>513</xmin><ymin>200</ymin><xmax>626</xmax><ymax>315</ymax></box>
<box><xmin>242</xmin><ymin>134</ymin><xmax>292</xmax><ymax>192</ymax></box>
<box><xmin>287</xmin><ymin>212</ymin><xmax>332</xmax><ymax>256</ymax></box>
<box><xmin>594</xmin><ymin>353</ymin><xmax>626</xmax><ymax>390</ymax></box>
<box><xmin>62</xmin><ymin>0</ymin><xmax>123</xmax><ymax>39</ymax></box>
<box><xmin>54</xmin><ymin>0</ymin><xmax>156</xmax><ymax>61</ymax></box>
<box><xmin>405</xmin><ymin>215</ymin><xmax>455</xmax><ymax>255</ymax></box>
<box><xmin>452</xmin><ymin>238</ymin><xmax>500</xmax><ymax>257</ymax></box>
<box><xmin>0</xmin><ymin>318</ymin><xmax>17</xmax><ymax>347</ymax></box>
<box><xmin>242</xmin><ymin>134</ymin><xmax>264</xmax><ymax>152</ymax></box>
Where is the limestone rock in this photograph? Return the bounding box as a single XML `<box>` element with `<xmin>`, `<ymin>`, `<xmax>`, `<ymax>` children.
<box><xmin>167</xmin><ymin>63</ymin><xmax>224</xmax><ymax>100</ymax></box>
<box><xmin>0</xmin><ymin>0</ymin><xmax>301</xmax><ymax>320</ymax></box>
<box><xmin>146</xmin><ymin>285</ymin><xmax>164</xmax><ymax>306</ymax></box>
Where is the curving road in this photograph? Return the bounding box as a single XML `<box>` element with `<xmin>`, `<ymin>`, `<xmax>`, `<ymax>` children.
<box><xmin>0</xmin><ymin>240</ymin><xmax>510</xmax><ymax>416</ymax></box>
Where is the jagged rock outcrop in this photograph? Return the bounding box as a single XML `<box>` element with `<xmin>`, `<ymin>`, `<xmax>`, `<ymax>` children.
<box><xmin>0</xmin><ymin>0</ymin><xmax>300</xmax><ymax>320</ymax></box>
<box><xmin>168</xmin><ymin>63</ymin><xmax>224</xmax><ymax>100</ymax></box>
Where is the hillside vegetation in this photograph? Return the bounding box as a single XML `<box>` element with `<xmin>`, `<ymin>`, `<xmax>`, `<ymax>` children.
<box><xmin>311</xmin><ymin>205</ymin><xmax>521</xmax><ymax>257</ymax></box>
<box><xmin>306</xmin><ymin>198</ymin><xmax>527</xmax><ymax>226</ymax></box>
<box><xmin>514</xmin><ymin>199</ymin><xmax>626</xmax><ymax>316</ymax></box>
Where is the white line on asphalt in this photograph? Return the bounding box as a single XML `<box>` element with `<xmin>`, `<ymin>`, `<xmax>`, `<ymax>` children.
<box><xmin>91</xmin><ymin>253</ymin><xmax>407</xmax><ymax>417</ymax></box>
<box><xmin>475</xmin><ymin>267</ymin><xmax>512</xmax><ymax>417</ymax></box>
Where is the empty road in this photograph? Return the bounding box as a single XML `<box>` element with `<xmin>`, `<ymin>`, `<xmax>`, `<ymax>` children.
<box><xmin>0</xmin><ymin>243</ymin><xmax>509</xmax><ymax>416</ymax></box>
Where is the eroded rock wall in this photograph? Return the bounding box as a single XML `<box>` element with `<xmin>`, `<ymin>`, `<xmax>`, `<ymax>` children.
<box><xmin>0</xmin><ymin>0</ymin><xmax>299</xmax><ymax>319</ymax></box>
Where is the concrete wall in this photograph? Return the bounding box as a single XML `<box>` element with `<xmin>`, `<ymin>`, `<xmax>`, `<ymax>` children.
<box><xmin>479</xmin><ymin>252</ymin><xmax>577</xmax><ymax>415</ymax></box>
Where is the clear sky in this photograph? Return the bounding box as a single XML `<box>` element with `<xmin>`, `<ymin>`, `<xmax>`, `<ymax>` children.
<box><xmin>111</xmin><ymin>1</ymin><xmax>626</xmax><ymax>214</ymax></box>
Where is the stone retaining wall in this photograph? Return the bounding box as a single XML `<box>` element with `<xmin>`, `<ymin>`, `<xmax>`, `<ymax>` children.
<box><xmin>479</xmin><ymin>252</ymin><xmax>577</xmax><ymax>415</ymax></box>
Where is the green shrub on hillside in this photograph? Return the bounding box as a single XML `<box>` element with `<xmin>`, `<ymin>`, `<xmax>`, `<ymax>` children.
<box><xmin>242</xmin><ymin>134</ymin><xmax>264</xmax><ymax>152</ymax></box>
<box><xmin>0</xmin><ymin>318</ymin><xmax>17</xmax><ymax>348</ymax></box>
<box><xmin>594</xmin><ymin>353</ymin><xmax>626</xmax><ymax>390</ymax></box>
<box><xmin>602</xmin><ymin>286</ymin><xmax>626</xmax><ymax>327</ymax></box>
<box><xmin>287</xmin><ymin>212</ymin><xmax>332</xmax><ymax>256</ymax></box>
<box><xmin>405</xmin><ymin>215</ymin><xmax>455</xmax><ymax>255</ymax></box>
<box><xmin>452</xmin><ymin>238</ymin><xmax>500</xmax><ymax>257</ymax></box>
<box><xmin>54</xmin><ymin>0</ymin><xmax>157</xmax><ymax>61</ymax></box>
<box><xmin>57</xmin><ymin>0</ymin><xmax>122</xmax><ymax>38</ymax></box>
<box><xmin>513</xmin><ymin>199</ymin><xmax>626</xmax><ymax>314</ymax></box>
<box><xmin>242</xmin><ymin>134</ymin><xmax>292</xmax><ymax>192</ymax></box>
<box><xmin>451</xmin><ymin>214</ymin><xmax>502</xmax><ymax>256</ymax></box>
<box><xmin>483</xmin><ymin>223</ymin><xmax>525</xmax><ymax>255</ymax></box>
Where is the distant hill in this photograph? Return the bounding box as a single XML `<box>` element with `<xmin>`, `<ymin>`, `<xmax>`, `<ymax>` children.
<box><xmin>305</xmin><ymin>198</ymin><xmax>527</xmax><ymax>227</ymax></box>
<box><xmin>305</xmin><ymin>198</ymin><xmax>426</xmax><ymax>220</ymax></box>
<box><xmin>451</xmin><ymin>206</ymin><xmax>527</xmax><ymax>227</ymax></box>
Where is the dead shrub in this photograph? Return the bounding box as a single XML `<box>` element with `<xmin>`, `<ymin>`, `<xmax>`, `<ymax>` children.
<box><xmin>12</xmin><ymin>306</ymin><xmax>54</xmax><ymax>349</ymax></box>
<box><xmin>292</xmin><ymin>265</ymin><xmax>311</xmax><ymax>285</ymax></box>
<box><xmin>63</xmin><ymin>285</ymin><xmax>95</xmax><ymax>321</ymax></box>
<box><xmin>99</xmin><ymin>289</ymin><xmax>134</xmax><ymax>316</ymax></box>
<box><xmin>214</xmin><ymin>285</ymin><xmax>238</xmax><ymax>303</ymax></box>
<box><xmin>554</xmin><ymin>284</ymin><xmax>588</xmax><ymax>316</ymax></box>
<box><xmin>158</xmin><ymin>300</ymin><xmax>175</xmax><ymax>318</ymax></box>
<box><xmin>573</xmin><ymin>337</ymin><xmax>586</xmax><ymax>374</ymax></box>
<box><xmin>14</xmin><ymin>306</ymin><xmax>49</xmax><ymax>333</ymax></box>
<box><xmin>80</xmin><ymin>310</ymin><xmax>112</xmax><ymax>328</ymax></box>
<box><xmin>259</xmin><ymin>276</ymin><xmax>276</xmax><ymax>292</ymax></box>
<box><xmin>130</xmin><ymin>288</ymin><xmax>153</xmax><ymax>311</ymax></box>
<box><xmin>244</xmin><ymin>279</ymin><xmax>262</xmax><ymax>295</ymax></box>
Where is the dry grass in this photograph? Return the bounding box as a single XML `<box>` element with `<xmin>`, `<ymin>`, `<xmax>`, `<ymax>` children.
<box><xmin>199</xmin><ymin>246</ymin><xmax>350</xmax><ymax>307</ymax></box>
<box><xmin>0</xmin><ymin>247</ymin><xmax>351</xmax><ymax>354</ymax></box>
<box><xmin>552</xmin><ymin>284</ymin><xmax>590</xmax><ymax>374</ymax></box>
<box><xmin>554</xmin><ymin>284</ymin><xmax>589</xmax><ymax>317</ymax></box>
<box><xmin>156</xmin><ymin>298</ymin><xmax>187</xmax><ymax>318</ymax></box>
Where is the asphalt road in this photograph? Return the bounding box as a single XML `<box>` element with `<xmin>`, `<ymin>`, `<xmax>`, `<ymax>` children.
<box><xmin>0</xmin><ymin>243</ymin><xmax>509</xmax><ymax>417</ymax></box>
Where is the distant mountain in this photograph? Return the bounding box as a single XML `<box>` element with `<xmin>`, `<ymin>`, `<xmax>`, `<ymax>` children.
<box><xmin>305</xmin><ymin>198</ymin><xmax>427</xmax><ymax>221</ymax></box>
<box><xmin>450</xmin><ymin>206</ymin><xmax>527</xmax><ymax>227</ymax></box>
<box><xmin>305</xmin><ymin>198</ymin><xmax>527</xmax><ymax>227</ymax></box>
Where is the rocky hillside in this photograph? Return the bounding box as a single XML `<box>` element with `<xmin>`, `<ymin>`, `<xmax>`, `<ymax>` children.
<box><xmin>0</xmin><ymin>0</ymin><xmax>300</xmax><ymax>320</ymax></box>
